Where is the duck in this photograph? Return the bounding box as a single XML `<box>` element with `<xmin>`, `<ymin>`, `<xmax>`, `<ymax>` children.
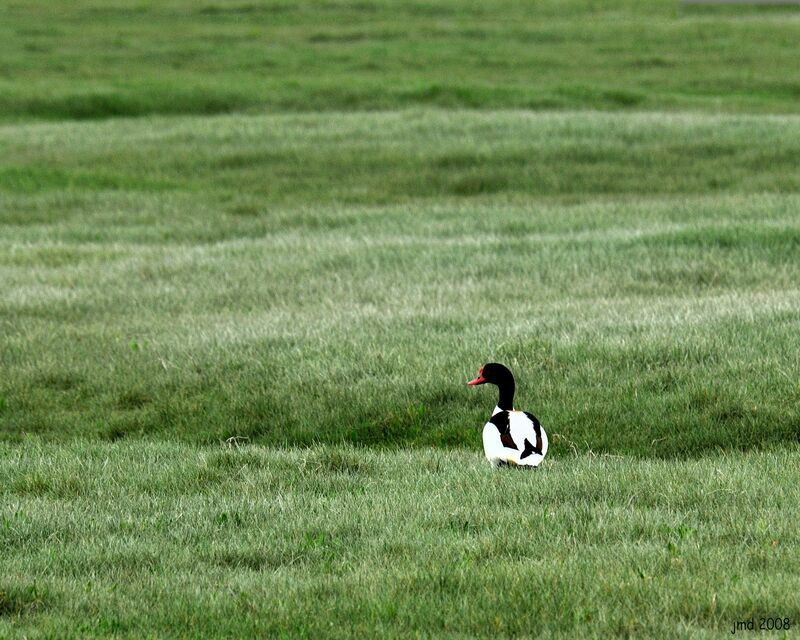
<box><xmin>467</xmin><ymin>363</ymin><xmax>548</xmax><ymax>467</ymax></box>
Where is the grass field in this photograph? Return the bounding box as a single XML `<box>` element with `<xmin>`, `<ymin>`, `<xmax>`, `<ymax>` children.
<box><xmin>3</xmin><ymin>110</ymin><xmax>800</xmax><ymax>453</ymax></box>
<box><xmin>2</xmin><ymin>0</ymin><xmax>800</xmax><ymax>120</ymax></box>
<box><xmin>2</xmin><ymin>443</ymin><xmax>800</xmax><ymax>638</ymax></box>
<box><xmin>2</xmin><ymin>0</ymin><xmax>800</xmax><ymax>637</ymax></box>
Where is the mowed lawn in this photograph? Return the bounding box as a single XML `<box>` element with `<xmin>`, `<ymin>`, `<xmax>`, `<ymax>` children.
<box><xmin>2</xmin><ymin>0</ymin><xmax>800</xmax><ymax>637</ymax></box>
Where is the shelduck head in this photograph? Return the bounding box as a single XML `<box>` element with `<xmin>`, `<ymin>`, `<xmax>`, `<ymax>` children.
<box><xmin>467</xmin><ymin>363</ymin><xmax>516</xmax><ymax>411</ymax></box>
<box><xmin>467</xmin><ymin>363</ymin><xmax>514</xmax><ymax>387</ymax></box>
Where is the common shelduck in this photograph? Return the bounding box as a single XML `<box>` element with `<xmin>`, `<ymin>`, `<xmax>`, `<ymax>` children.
<box><xmin>467</xmin><ymin>363</ymin><xmax>548</xmax><ymax>467</ymax></box>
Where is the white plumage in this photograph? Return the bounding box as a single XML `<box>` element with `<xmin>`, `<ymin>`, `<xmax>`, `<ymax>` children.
<box><xmin>482</xmin><ymin>405</ymin><xmax>548</xmax><ymax>467</ymax></box>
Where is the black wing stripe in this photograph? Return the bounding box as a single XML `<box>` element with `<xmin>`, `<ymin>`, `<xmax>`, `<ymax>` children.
<box><xmin>489</xmin><ymin>411</ymin><xmax>518</xmax><ymax>450</ymax></box>
<box><xmin>522</xmin><ymin>412</ymin><xmax>543</xmax><ymax>456</ymax></box>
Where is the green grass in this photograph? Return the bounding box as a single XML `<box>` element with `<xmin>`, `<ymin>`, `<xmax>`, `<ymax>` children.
<box><xmin>2</xmin><ymin>442</ymin><xmax>799</xmax><ymax>638</ymax></box>
<box><xmin>1</xmin><ymin>0</ymin><xmax>800</xmax><ymax>120</ymax></box>
<box><xmin>2</xmin><ymin>110</ymin><xmax>799</xmax><ymax>453</ymax></box>
<box><xmin>3</xmin><ymin>0</ymin><xmax>800</xmax><ymax>636</ymax></box>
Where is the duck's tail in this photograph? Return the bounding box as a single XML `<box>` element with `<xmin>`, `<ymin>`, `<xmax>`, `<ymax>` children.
<box><xmin>520</xmin><ymin>438</ymin><xmax>542</xmax><ymax>460</ymax></box>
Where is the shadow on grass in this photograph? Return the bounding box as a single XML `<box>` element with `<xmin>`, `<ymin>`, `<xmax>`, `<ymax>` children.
<box><xmin>0</xmin><ymin>584</ymin><xmax>51</xmax><ymax>618</ymax></box>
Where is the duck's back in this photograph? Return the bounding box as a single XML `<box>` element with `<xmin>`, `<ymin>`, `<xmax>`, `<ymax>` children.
<box><xmin>482</xmin><ymin>408</ymin><xmax>548</xmax><ymax>467</ymax></box>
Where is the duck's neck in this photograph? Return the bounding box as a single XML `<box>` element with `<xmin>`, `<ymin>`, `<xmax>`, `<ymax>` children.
<box><xmin>496</xmin><ymin>378</ymin><xmax>515</xmax><ymax>411</ymax></box>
